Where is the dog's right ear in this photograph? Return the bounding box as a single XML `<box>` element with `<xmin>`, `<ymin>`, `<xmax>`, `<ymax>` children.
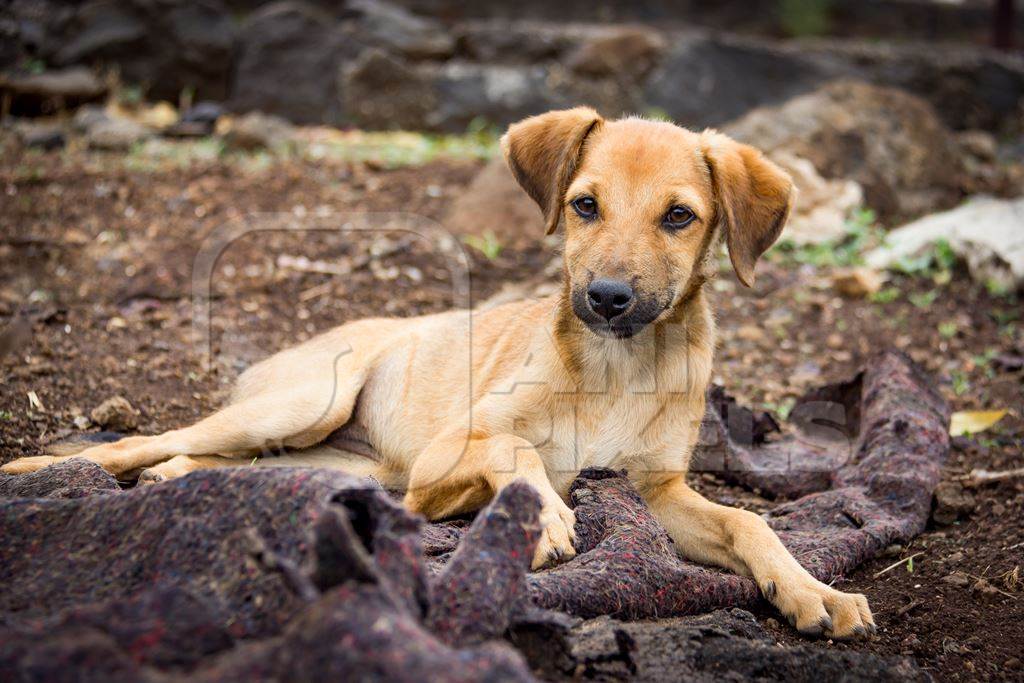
<box><xmin>501</xmin><ymin>107</ymin><xmax>604</xmax><ymax>235</ymax></box>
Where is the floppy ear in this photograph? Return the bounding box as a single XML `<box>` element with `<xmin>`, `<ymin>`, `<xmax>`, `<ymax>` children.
<box><xmin>701</xmin><ymin>131</ymin><xmax>794</xmax><ymax>287</ymax></box>
<box><xmin>501</xmin><ymin>107</ymin><xmax>604</xmax><ymax>235</ymax></box>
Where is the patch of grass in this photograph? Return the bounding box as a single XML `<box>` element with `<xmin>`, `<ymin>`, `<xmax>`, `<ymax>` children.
<box><xmin>0</xmin><ymin>410</ymin><xmax>13</xmax><ymax>421</ymax></box>
<box><xmin>24</xmin><ymin>58</ymin><xmax>46</xmax><ymax>75</ymax></box>
<box><xmin>765</xmin><ymin>398</ymin><xmax>797</xmax><ymax>421</ymax></box>
<box><xmin>892</xmin><ymin>239</ymin><xmax>956</xmax><ymax>285</ymax></box>
<box><xmin>463</xmin><ymin>230</ymin><xmax>503</xmax><ymax>260</ymax></box>
<box><xmin>779</xmin><ymin>0</ymin><xmax>832</xmax><ymax>37</ymax></box>
<box><xmin>984</xmin><ymin>278</ymin><xmax>1016</xmax><ymax>298</ymax></box>
<box><xmin>304</xmin><ymin>120</ymin><xmax>501</xmax><ymax>169</ymax></box>
<box><xmin>951</xmin><ymin>371</ymin><xmax>970</xmax><ymax>396</ymax></box>
<box><xmin>972</xmin><ymin>349</ymin><xmax>998</xmax><ymax>379</ymax></box>
<box><xmin>908</xmin><ymin>290</ymin><xmax>938</xmax><ymax>309</ymax></box>
<box><xmin>938</xmin><ymin>321</ymin><xmax>958</xmax><ymax>339</ymax></box>
<box><xmin>869</xmin><ymin>287</ymin><xmax>900</xmax><ymax>304</ymax></box>
<box><xmin>770</xmin><ymin>207</ymin><xmax>884</xmax><ymax>268</ymax></box>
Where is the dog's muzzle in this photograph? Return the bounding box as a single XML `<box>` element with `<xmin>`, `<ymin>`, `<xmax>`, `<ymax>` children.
<box><xmin>572</xmin><ymin>282</ymin><xmax>665</xmax><ymax>339</ymax></box>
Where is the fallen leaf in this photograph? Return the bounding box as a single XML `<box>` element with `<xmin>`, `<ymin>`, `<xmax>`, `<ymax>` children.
<box><xmin>949</xmin><ymin>409</ymin><xmax>1007</xmax><ymax>436</ymax></box>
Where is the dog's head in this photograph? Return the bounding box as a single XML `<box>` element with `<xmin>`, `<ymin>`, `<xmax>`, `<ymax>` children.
<box><xmin>502</xmin><ymin>108</ymin><xmax>793</xmax><ymax>339</ymax></box>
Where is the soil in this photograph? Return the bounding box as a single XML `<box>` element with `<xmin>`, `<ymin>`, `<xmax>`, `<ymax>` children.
<box><xmin>1</xmin><ymin>134</ymin><xmax>1022</xmax><ymax>682</ymax></box>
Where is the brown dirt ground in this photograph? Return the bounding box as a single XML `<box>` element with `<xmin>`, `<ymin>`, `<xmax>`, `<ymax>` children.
<box><xmin>1</xmin><ymin>135</ymin><xmax>1022</xmax><ymax>682</ymax></box>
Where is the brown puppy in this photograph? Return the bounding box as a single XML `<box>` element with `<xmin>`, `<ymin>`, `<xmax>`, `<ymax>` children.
<box><xmin>3</xmin><ymin>108</ymin><xmax>874</xmax><ymax>639</ymax></box>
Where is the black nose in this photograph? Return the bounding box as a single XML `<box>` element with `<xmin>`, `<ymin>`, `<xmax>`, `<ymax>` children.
<box><xmin>587</xmin><ymin>278</ymin><xmax>634</xmax><ymax>320</ymax></box>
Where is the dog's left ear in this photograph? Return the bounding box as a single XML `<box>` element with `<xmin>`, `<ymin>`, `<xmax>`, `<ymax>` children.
<box><xmin>701</xmin><ymin>131</ymin><xmax>794</xmax><ymax>287</ymax></box>
<box><xmin>501</xmin><ymin>107</ymin><xmax>604</xmax><ymax>235</ymax></box>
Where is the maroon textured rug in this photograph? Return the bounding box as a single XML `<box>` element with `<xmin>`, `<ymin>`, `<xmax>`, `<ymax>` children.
<box><xmin>0</xmin><ymin>350</ymin><xmax>947</xmax><ymax>680</ymax></box>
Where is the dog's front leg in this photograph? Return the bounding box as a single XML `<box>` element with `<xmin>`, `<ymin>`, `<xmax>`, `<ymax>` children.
<box><xmin>645</xmin><ymin>475</ymin><xmax>875</xmax><ymax>639</ymax></box>
<box><xmin>403</xmin><ymin>430</ymin><xmax>575</xmax><ymax>569</ymax></box>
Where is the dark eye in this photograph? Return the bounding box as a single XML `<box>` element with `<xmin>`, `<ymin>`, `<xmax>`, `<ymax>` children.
<box><xmin>663</xmin><ymin>205</ymin><xmax>696</xmax><ymax>230</ymax></box>
<box><xmin>571</xmin><ymin>196</ymin><xmax>598</xmax><ymax>220</ymax></box>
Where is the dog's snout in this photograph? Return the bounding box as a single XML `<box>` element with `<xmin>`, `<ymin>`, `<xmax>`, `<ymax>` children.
<box><xmin>587</xmin><ymin>278</ymin><xmax>634</xmax><ymax>320</ymax></box>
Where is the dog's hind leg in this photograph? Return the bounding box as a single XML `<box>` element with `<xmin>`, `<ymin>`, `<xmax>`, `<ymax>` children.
<box><xmin>136</xmin><ymin>446</ymin><xmax>389</xmax><ymax>485</ymax></box>
<box><xmin>1</xmin><ymin>370</ymin><xmax>369</xmax><ymax>477</ymax></box>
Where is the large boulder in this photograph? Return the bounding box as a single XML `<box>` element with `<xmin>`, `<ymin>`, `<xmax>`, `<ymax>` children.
<box><xmin>346</xmin><ymin>0</ymin><xmax>454</xmax><ymax>59</ymax></box>
<box><xmin>645</xmin><ymin>33</ymin><xmax>839</xmax><ymax>128</ymax></box>
<box><xmin>454</xmin><ymin>20</ymin><xmax>577</xmax><ymax>64</ymax></box>
<box><xmin>49</xmin><ymin>0</ymin><xmax>235</xmax><ymax>101</ymax></box>
<box><xmin>0</xmin><ymin>67</ymin><xmax>106</xmax><ymax>116</ymax></box>
<box><xmin>564</xmin><ymin>25</ymin><xmax>666</xmax><ymax>80</ymax></box>
<box><xmin>339</xmin><ymin>49</ymin><xmax>438</xmax><ymax>130</ymax></box>
<box><xmin>645</xmin><ymin>32</ymin><xmax>1024</xmax><ymax>134</ymax></box>
<box><xmin>724</xmin><ymin>80</ymin><xmax>965</xmax><ymax>220</ymax></box>
<box><xmin>231</xmin><ymin>2</ymin><xmax>349</xmax><ymax>125</ymax></box>
<box><xmin>428</xmin><ymin>62</ymin><xmax>569</xmax><ymax>131</ymax></box>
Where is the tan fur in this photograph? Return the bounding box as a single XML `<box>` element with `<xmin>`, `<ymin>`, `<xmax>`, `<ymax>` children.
<box><xmin>3</xmin><ymin>110</ymin><xmax>873</xmax><ymax>639</ymax></box>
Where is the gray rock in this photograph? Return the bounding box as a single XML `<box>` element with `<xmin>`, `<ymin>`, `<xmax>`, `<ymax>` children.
<box><xmin>454</xmin><ymin>20</ymin><xmax>577</xmax><ymax>64</ymax></box>
<box><xmin>931</xmin><ymin>481</ymin><xmax>976</xmax><ymax>526</ymax></box>
<box><xmin>0</xmin><ymin>66</ymin><xmax>106</xmax><ymax>115</ymax></box>
<box><xmin>54</xmin><ymin>2</ymin><xmax>149</xmax><ymax>67</ymax></box>
<box><xmin>52</xmin><ymin>0</ymin><xmax>235</xmax><ymax>102</ymax></box>
<box><xmin>867</xmin><ymin>196</ymin><xmax>1024</xmax><ymax>292</ymax></box>
<box><xmin>428</xmin><ymin>62</ymin><xmax>569</xmax><ymax>131</ymax></box>
<box><xmin>181</xmin><ymin>101</ymin><xmax>224</xmax><ymax>125</ymax></box>
<box><xmin>86</xmin><ymin>117</ymin><xmax>152</xmax><ymax>151</ymax></box>
<box><xmin>340</xmin><ymin>49</ymin><xmax>438</xmax><ymax>130</ymax></box>
<box><xmin>221</xmin><ymin>111</ymin><xmax>295</xmax><ymax>151</ymax></box>
<box><xmin>645</xmin><ymin>33</ymin><xmax>841</xmax><ymax>130</ymax></box>
<box><xmin>724</xmin><ymin>80</ymin><xmax>964</xmax><ymax>220</ymax></box>
<box><xmin>565</xmin><ymin>25</ymin><xmax>666</xmax><ymax>80</ymax></box>
<box><xmin>347</xmin><ymin>0</ymin><xmax>454</xmax><ymax>59</ymax></box>
<box><xmin>72</xmin><ymin>103</ymin><xmax>110</xmax><ymax>133</ymax></box>
<box><xmin>231</xmin><ymin>1</ymin><xmax>349</xmax><ymax>125</ymax></box>
<box><xmin>164</xmin><ymin>101</ymin><xmax>224</xmax><ymax>137</ymax></box>
<box><xmin>16</xmin><ymin>122</ymin><xmax>66</xmax><ymax>150</ymax></box>
<box><xmin>90</xmin><ymin>396</ymin><xmax>139</xmax><ymax>431</ymax></box>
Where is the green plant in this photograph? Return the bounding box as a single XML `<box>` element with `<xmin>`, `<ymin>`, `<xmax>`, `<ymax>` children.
<box><xmin>117</xmin><ymin>84</ymin><xmax>144</xmax><ymax>106</ymax></box>
<box><xmin>893</xmin><ymin>239</ymin><xmax>957</xmax><ymax>285</ymax></box>
<box><xmin>869</xmin><ymin>287</ymin><xmax>900</xmax><ymax>304</ymax></box>
<box><xmin>984</xmin><ymin>278</ymin><xmax>1015</xmax><ymax>298</ymax></box>
<box><xmin>765</xmin><ymin>398</ymin><xmax>797</xmax><ymax>421</ymax></box>
<box><xmin>779</xmin><ymin>0</ymin><xmax>833</xmax><ymax>37</ymax></box>
<box><xmin>24</xmin><ymin>58</ymin><xmax>46</xmax><ymax>75</ymax></box>
<box><xmin>938</xmin><ymin>321</ymin><xmax>958</xmax><ymax>339</ymax></box>
<box><xmin>908</xmin><ymin>290</ymin><xmax>938</xmax><ymax>309</ymax></box>
<box><xmin>951</xmin><ymin>371</ymin><xmax>969</xmax><ymax>396</ymax></box>
<box><xmin>463</xmin><ymin>230</ymin><xmax>503</xmax><ymax>260</ymax></box>
<box><xmin>770</xmin><ymin>207</ymin><xmax>884</xmax><ymax>268</ymax></box>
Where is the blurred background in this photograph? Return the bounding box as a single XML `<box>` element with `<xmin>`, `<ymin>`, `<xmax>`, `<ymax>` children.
<box><xmin>0</xmin><ymin>2</ymin><xmax>1022</xmax><ymax>676</ymax></box>
<box><xmin>2</xmin><ymin>0</ymin><xmax>1022</xmax><ymax>132</ymax></box>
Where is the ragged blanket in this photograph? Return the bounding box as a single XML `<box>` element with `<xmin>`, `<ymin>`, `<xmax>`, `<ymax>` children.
<box><xmin>0</xmin><ymin>351</ymin><xmax>947</xmax><ymax>681</ymax></box>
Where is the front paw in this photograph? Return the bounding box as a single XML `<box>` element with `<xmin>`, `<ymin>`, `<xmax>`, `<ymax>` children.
<box><xmin>531</xmin><ymin>501</ymin><xmax>577</xmax><ymax>570</ymax></box>
<box><xmin>763</xmin><ymin>576</ymin><xmax>875</xmax><ymax>640</ymax></box>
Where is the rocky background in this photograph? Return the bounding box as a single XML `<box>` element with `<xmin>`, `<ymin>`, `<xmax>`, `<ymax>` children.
<box><xmin>2</xmin><ymin>0</ymin><xmax>1024</xmax><ymax>133</ymax></box>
